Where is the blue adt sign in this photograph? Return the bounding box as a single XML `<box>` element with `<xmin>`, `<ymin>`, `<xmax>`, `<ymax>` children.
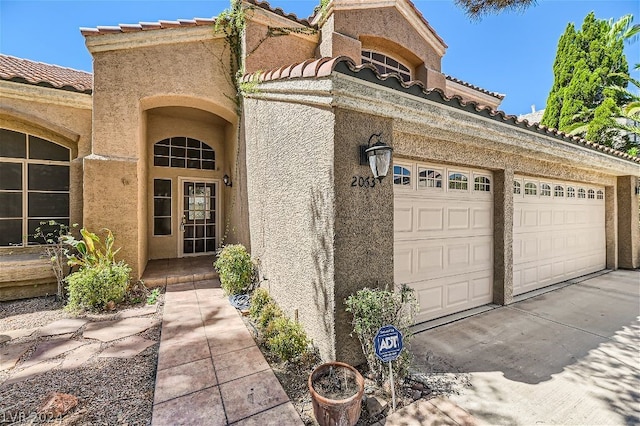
<box><xmin>374</xmin><ymin>325</ymin><xmax>403</xmax><ymax>363</ymax></box>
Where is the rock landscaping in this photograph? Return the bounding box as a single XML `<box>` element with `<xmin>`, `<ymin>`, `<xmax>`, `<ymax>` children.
<box><xmin>0</xmin><ymin>294</ymin><xmax>163</xmax><ymax>425</ymax></box>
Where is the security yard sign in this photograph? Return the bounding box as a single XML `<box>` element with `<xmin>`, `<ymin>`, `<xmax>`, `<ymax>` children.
<box><xmin>374</xmin><ymin>324</ymin><xmax>404</xmax><ymax>362</ymax></box>
<box><xmin>374</xmin><ymin>325</ymin><xmax>404</xmax><ymax>411</ymax></box>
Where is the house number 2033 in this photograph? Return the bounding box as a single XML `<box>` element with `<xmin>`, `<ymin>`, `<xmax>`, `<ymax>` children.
<box><xmin>351</xmin><ymin>176</ymin><xmax>377</xmax><ymax>188</ymax></box>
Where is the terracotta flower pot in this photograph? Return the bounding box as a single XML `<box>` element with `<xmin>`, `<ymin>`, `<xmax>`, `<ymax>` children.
<box><xmin>308</xmin><ymin>361</ymin><xmax>365</xmax><ymax>426</ymax></box>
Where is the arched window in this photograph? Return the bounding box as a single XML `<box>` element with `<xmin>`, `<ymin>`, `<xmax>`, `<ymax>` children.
<box><xmin>153</xmin><ymin>137</ymin><xmax>215</xmax><ymax>170</ymax></box>
<box><xmin>567</xmin><ymin>187</ymin><xmax>576</xmax><ymax>198</ymax></box>
<box><xmin>513</xmin><ymin>181</ymin><xmax>521</xmax><ymax>195</ymax></box>
<box><xmin>597</xmin><ymin>190</ymin><xmax>604</xmax><ymax>200</ymax></box>
<box><xmin>362</xmin><ymin>50</ymin><xmax>411</xmax><ymax>82</ymax></box>
<box><xmin>524</xmin><ymin>182</ymin><xmax>537</xmax><ymax>196</ymax></box>
<box><xmin>588</xmin><ymin>189</ymin><xmax>595</xmax><ymax>199</ymax></box>
<box><xmin>540</xmin><ymin>183</ymin><xmax>551</xmax><ymax>196</ymax></box>
<box><xmin>418</xmin><ymin>167</ymin><xmax>442</xmax><ymax>188</ymax></box>
<box><xmin>393</xmin><ymin>165</ymin><xmax>411</xmax><ymax>186</ymax></box>
<box><xmin>554</xmin><ymin>185</ymin><xmax>564</xmax><ymax>197</ymax></box>
<box><xmin>578</xmin><ymin>188</ymin><xmax>586</xmax><ymax>198</ymax></box>
<box><xmin>474</xmin><ymin>176</ymin><xmax>491</xmax><ymax>192</ymax></box>
<box><xmin>0</xmin><ymin>129</ymin><xmax>70</xmax><ymax>247</ymax></box>
<box><xmin>448</xmin><ymin>172</ymin><xmax>468</xmax><ymax>190</ymax></box>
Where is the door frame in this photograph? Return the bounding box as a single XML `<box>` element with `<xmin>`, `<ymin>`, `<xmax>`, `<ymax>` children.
<box><xmin>177</xmin><ymin>176</ymin><xmax>221</xmax><ymax>258</ymax></box>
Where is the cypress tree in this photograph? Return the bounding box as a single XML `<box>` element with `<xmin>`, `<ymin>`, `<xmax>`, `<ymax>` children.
<box><xmin>540</xmin><ymin>12</ymin><xmax>630</xmax><ymax>148</ymax></box>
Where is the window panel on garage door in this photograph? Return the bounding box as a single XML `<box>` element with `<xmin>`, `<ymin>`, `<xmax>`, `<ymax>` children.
<box><xmin>394</xmin><ymin>161</ymin><xmax>493</xmax><ymax>324</ymax></box>
<box><xmin>513</xmin><ymin>176</ymin><xmax>605</xmax><ymax>295</ymax></box>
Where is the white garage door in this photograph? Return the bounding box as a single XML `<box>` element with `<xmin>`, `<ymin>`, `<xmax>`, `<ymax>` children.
<box><xmin>394</xmin><ymin>162</ymin><xmax>493</xmax><ymax>324</ymax></box>
<box><xmin>513</xmin><ymin>176</ymin><xmax>606</xmax><ymax>296</ymax></box>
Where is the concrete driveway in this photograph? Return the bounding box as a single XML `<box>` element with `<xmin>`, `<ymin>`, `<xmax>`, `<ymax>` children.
<box><xmin>410</xmin><ymin>270</ymin><xmax>640</xmax><ymax>425</ymax></box>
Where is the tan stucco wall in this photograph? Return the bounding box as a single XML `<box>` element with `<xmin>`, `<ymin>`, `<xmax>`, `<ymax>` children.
<box><xmin>492</xmin><ymin>169</ymin><xmax>514</xmax><ymax>304</ymax></box>
<box><xmin>333</xmin><ymin>109</ymin><xmax>394</xmax><ymax>365</ymax></box>
<box><xmin>244</xmin><ymin>18</ymin><xmax>318</xmax><ymax>74</ymax></box>
<box><xmin>86</xmin><ymin>31</ymin><xmax>238</xmax><ymax>278</ymax></box>
<box><xmin>0</xmin><ymin>85</ymin><xmax>92</xmax><ymax>256</ymax></box>
<box><xmin>617</xmin><ymin>176</ymin><xmax>640</xmax><ymax>269</ymax></box>
<box><xmin>243</xmin><ymin>93</ymin><xmax>337</xmax><ymax>362</ymax></box>
<box><xmin>332</xmin><ymin>7</ymin><xmax>442</xmax><ymax>72</ymax></box>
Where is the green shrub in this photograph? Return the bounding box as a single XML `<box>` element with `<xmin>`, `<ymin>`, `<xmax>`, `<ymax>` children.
<box><xmin>64</xmin><ymin>228</ymin><xmax>121</xmax><ymax>268</ymax></box>
<box><xmin>214</xmin><ymin>244</ymin><xmax>254</xmax><ymax>295</ymax></box>
<box><xmin>249</xmin><ymin>288</ymin><xmax>272</xmax><ymax>319</ymax></box>
<box><xmin>66</xmin><ymin>261</ymin><xmax>131</xmax><ymax>311</ymax></box>
<box><xmin>257</xmin><ymin>301</ymin><xmax>282</xmax><ymax>330</ymax></box>
<box><xmin>266</xmin><ymin>316</ymin><xmax>309</xmax><ymax>362</ymax></box>
<box><xmin>345</xmin><ymin>284</ymin><xmax>418</xmax><ymax>390</ymax></box>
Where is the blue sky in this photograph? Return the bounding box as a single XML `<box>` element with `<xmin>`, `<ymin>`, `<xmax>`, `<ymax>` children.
<box><xmin>1</xmin><ymin>0</ymin><xmax>638</xmax><ymax>115</ymax></box>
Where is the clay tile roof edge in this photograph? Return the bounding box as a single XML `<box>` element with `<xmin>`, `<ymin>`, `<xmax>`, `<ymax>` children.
<box><xmin>83</xmin><ymin>17</ymin><xmax>216</xmax><ymax>36</ymax></box>
<box><xmin>243</xmin><ymin>56</ymin><xmax>637</xmax><ymax>164</ymax></box>
<box><xmin>0</xmin><ymin>54</ymin><xmax>92</xmax><ymax>94</ymax></box>
<box><xmin>245</xmin><ymin>0</ymin><xmax>314</xmax><ymax>27</ymax></box>
<box><xmin>445</xmin><ymin>74</ymin><xmax>505</xmax><ymax>99</ymax></box>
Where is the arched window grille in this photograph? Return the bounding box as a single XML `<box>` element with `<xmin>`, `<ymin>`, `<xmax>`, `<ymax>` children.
<box><xmin>362</xmin><ymin>50</ymin><xmax>411</xmax><ymax>82</ymax></box>
<box><xmin>154</xmin><ymin>137</ymin><xmax>215</xmax><ymax>170</ymax></box>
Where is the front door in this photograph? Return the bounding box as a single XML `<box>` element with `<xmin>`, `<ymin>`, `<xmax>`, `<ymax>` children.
<box><xmin>180</xmin><ymin>180</ymin><xmax>217</xmax><ymax>257</ymax></box>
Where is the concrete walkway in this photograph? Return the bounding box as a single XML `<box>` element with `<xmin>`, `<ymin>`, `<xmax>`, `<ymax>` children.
<box><xmin>152</xmin><ymin>279</ymin><xmax>479</xmax><ymax>426</ymax></box>
<box><xmin>410</xmin><ymin>270</ymin><xmax>640</xmax><ymax>425</ymax></box>
<box><xmin>151</xmin><ymin>280</ymin><xmax>302</xmax><ymax>425</ymax></box>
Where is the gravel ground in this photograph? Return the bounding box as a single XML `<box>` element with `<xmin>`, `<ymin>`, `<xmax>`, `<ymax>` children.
<box><xmin>0</xmin><ymin>293</ymin><xmax>164</xmax><ymax>426</ymax></box>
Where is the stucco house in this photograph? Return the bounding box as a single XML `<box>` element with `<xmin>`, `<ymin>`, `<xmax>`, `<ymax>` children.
<box><xmin>1</xmin><ymin>0</ymin><xmax>638</xmax><ymax>364</ymax></box>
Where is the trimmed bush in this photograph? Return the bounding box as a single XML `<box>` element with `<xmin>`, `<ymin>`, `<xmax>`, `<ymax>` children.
<box><xmin>66</xmin><ymin>261</ymin><xmax>131</xmax><ymax>311</ymax></box>
<box><xmin>345</xmin><ymin>284</ymin><xmax>418</xmax><ymax>390</ymax></box>
<box><xmin>249</xmin><ymin>288</ymin><xmax>272</xmax><ymax>319</ymax></box>
<box><xmin>266</xmin><ymin>316</ymin><xmax>309</xmax><ymax>362</ymax></box>
<box><xmin>257</xmin><ymin>301</ymin><xmax>282</xmax><ymax>330</ymax></box>
<box><xmin>214</xmin><ymin>244</ymin><xmax>254</xmax><ymax>295</ymax></box>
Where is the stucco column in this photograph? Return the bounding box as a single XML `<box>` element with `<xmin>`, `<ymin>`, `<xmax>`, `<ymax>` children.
<box><xmin>605</xmin><ymin>185</ymin><xmax>618</xmax><ymax>269</ymax></box>
<box><xmin>333</xmin><ymin>109</ymin><xmax>394</xmax><ymax>365</ymax></box>
<box><xmin>493</xmin><ymin>169</ymin><xmax>514</xmax><ymax>305</ymax></box>
<box><xmin>617</xmin><ymin>176</ymin><xmax>640</xmax><ymax>269</ymax></box>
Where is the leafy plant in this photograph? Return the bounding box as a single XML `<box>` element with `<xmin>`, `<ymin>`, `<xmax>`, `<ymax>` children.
<box><xmin>345</xmin><ymin>284</ymin><xmax>419</xmax><ymax>391</ymax></box>
<box><xmin>266</xmin><ymin>316</ymin><xmax>309</xmax><ymax>362</ymax></box>
<box><xmin>214</xmin><ymin>244</ymin><xmax>255</xmax><ymax>295</ymax></box>
<box><xmin>63</xmin><ymin>228</ymin><xmax>121</xmax><ymax>269</ymax></box>
<box><xmin>63</xmin><ymin>227</ymin><xmax>131</xmax><ymax>311</ymax></box>
<box><xmin>249</xmin><ymin>287</ymin><xmax>272</xmax><ymax>319</ymax></box>
<box><xmin>147</xmin><ymin>288</ymin><xmax>160</xmax><ymax>305</ymax></box>
<box><xmin>66</xmin><ymin>261</ymin><xmax>131</xmax><ymax>311</ymax></box>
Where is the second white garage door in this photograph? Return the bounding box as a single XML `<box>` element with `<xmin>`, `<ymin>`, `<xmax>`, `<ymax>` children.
<box><xmin>513</xmin><ymin>176</ymin><xmax>606</xmax><ymax>295</ymax></box>
<box><xmin>394</xmin><ymin>162</ymin><xmax>494</xmax><ymax>324</ymax></box>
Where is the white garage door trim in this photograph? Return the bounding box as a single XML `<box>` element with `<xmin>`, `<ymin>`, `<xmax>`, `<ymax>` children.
<box><xmin>394</xmin><ymin>161</ymin><xmax>494</xmax><ymax>324</ymax></box>
<box><xmin>513</xmin><ymin>176</ymin><xmax>606</xmax><ymax>296</ymax></box>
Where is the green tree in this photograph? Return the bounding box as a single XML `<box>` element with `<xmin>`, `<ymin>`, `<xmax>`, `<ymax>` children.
<box><xmin>541</xmin><ymin>12</ymin><xmax>632</xmax><ymax>149</ymax></box>
<box><xmin>454</xmin><ymin>0</ymin><xmax>536</xmax><ymax>18</ymax></box>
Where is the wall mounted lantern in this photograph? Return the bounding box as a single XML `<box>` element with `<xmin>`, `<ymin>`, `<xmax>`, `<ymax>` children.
<box><xmin>360</xmin><ymin>133</ymin><xmax>393</xmax><ymax>181</ymax></box>
<box><xmin>223</xmin><ymin>174</ymin><xmax>232</xmax><ymax>187</ymax></box>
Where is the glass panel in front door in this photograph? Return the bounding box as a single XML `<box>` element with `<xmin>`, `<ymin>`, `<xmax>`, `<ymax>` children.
<box><xmin>182</xmin><ymin>182</ymin><xmax>216</xmax><ymax>255</ymax></box>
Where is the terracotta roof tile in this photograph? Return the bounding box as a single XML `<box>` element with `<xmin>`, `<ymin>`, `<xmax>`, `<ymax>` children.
<box><xmin>81</xmin><ymin>17</ymin><xmax>215</xmax><ymax>36</ymax></box>
<box><xmin>246</xmin><ymin>0</ymin><xmax>314</xmax><ymax>27</ymax></box>
<box><xmin>79</xmin><ymin>1</ymin><xmax>311</xmax><ymax>38</ymax></box>
<box><xmin>243</xmin><ymin>57</ymin><xmax>639</xmax><ymax>164</ymax></box>
<box><xmin>445</xmin><ymin>75</ymin><xmax>505</xmax><ymax>99</ymax></box>
<box><xmin>0</xmin><ymin>54</ymin><xmax>92</xmax><ymax>94</ymax></box>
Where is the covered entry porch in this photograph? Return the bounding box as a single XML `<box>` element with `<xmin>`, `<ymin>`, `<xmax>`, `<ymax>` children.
<box><xmin>141</xmin><ymin>255</ymin><xmax>217</xmax><ymax>288</ymax></box>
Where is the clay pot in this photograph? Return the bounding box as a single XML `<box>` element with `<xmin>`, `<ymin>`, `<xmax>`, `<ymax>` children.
<box><xmin>308</xmin><ymin>361</ymin><xmax>365</xmax><ymax>426</ymax></box>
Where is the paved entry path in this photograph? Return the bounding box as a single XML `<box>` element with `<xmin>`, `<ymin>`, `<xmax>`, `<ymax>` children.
<box><xmin>151</xmin><ymin>280</ymin><xmax>302</xmax><ymax>426</ymax></box>
<box><xmin>410</xmin><ymin>270</ymin><xmax>640</xmax><ymax>426</ymax></box>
